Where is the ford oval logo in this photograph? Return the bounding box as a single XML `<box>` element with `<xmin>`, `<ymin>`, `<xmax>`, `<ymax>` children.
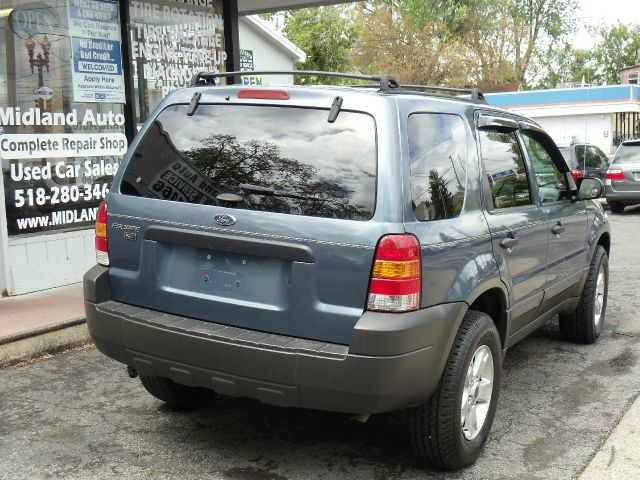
<box><xmin>214</xmin><ymin>214</ymin><xmax>237</xmax><ymax>226</ymax></box>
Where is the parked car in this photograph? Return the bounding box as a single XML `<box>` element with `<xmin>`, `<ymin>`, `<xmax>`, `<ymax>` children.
<box><xmin>558</xmin><ymin>142</ymin><xmax>609</xmax><ymax>184</ymax></box>
<box><xmin>83</xmin><ymin>72</ymin><xmax>611</xmax><ymax>470</ymax></box>
<box><xmin>605</xmin><ymin>139</ymin><xmax>640</xmax><ymax>213</ymax></box>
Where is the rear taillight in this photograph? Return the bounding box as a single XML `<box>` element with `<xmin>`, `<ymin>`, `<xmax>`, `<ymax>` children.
<box><xmin>367</xmin><ymin>234</ymin><xmax>421</xmax><ymax>312</ymax></box>
<box><xmin>95</xmin><ymin>200</ymin><xmax>109</xmax><ymax>266</ymax></box>
<box><xmin>606</xmin><ymin>168</ymin><xmax>625</xmax><ymax>180</ymax></box>
<box><xmin>570</xmin><ymin>169</ymin><xmax>583</xmax><ymax>182</ymax></box>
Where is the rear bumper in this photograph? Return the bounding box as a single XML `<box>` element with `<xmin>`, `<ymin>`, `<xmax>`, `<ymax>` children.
<box><xmin>605</xmin><ymin>187</ymin><xmax>640</xmax><ymax>204</ymax></box>
<box><xmin>84</xmin><ymin>265</ymin><xmax>467</xmax><ymax>414</ymax></box>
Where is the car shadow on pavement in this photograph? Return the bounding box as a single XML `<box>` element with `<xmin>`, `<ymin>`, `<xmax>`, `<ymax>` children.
<box><xmin>155</xmin><ymin>393</ymin><xmax>419</xmax><ymax>477</ymax></box>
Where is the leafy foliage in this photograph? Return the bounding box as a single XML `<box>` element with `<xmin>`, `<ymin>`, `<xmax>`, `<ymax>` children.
<box><xmin>591</xmin><ymin>23</ymin><xmax>640</xmax><ymax>85</ymax></box>
<box><xmin>279</xmin><ymin>6</ymin><xmax>360</xmax><ymax>83</ymax></box>
<box><xmin>536</xmin><ymin>22</ymin><xmax>640</xmax><ymax>87</ymax></box>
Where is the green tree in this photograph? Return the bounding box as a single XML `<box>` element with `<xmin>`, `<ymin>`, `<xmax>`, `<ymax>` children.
<box><xmin>280</xmin><ymin>6</ymin><xmax>360</xmax><ymax>83</ymax></box>
<box><xmin>400</xmin><ymin>0</ymin><xmax>577</xmax><ymax>85</ymax></box>
<box><xmin>428</xmin><ymin>169</ymin><xmax>455</xmax><ymax>219</ymax></box>
<box><xmin>591</xmin><ymin>23</ymin><xmax>640</xmax><ymax>85</ymax></box>
<box><xmin>352</xmin><ymin>4</ymin><xmax>472</xmax><ymax>86</ymax></box>
<box><xmin>535</xmin><ymin>43</ymin><xmax>593</xmax><ymax>88</ymax></box>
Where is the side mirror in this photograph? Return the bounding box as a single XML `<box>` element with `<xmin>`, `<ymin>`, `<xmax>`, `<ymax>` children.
<box><xmin>576</xmin><ymin>177</ymin><xmax>604</xmax><ymax>200</ymax></box>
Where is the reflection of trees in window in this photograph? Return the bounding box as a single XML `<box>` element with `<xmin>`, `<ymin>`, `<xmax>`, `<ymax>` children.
<box><xmin>491</xmin><ymin>175</ymin><xmax>530</xmax><ymax>208</ymax></box>
<box><xmin>413</xmin><ymin>168</ymin><xmax>465</xmax><ymax>221</ymax></box>
<box><xmin>185</xmin><ymin>134</ymin><xmax>370</xmax><ymax>220</ymax></box>
<box><xmin>484</xmin><ymin>130</ymin><xmax>526</xmax><ymax>175</ymax></box>
<box><xmin>408</xmin><ymin>114</ymin><xmax>467</xmax><ymax>222</ymax></box>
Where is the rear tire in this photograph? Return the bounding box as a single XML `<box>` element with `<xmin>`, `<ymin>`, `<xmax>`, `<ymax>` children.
<box><xmin>409</xmin><ymin>310</ymin><xmax>501</xmax><ymax>470</ymax></box>
<box><xmin>559</xmin><ymin>245</ymin><xmax>608</xmax><ymax>344</ymax></box>
<box><xmin>139</xmin><ymin>372</ymin><xmax>215</xmax><ymax>408</ymax></box>
<box><xmin>608</xmin><ymin>201</ymin><xmax>624</xmax><ymax>214</ymax></box>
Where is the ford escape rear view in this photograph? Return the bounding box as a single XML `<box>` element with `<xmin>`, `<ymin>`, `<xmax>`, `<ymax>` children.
<box><xmin>84</xmin><ymin>71</ymin><xmax>611</xmax><ymax>470</ymax></box>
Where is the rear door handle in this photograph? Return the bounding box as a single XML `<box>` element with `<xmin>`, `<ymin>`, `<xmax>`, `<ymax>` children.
<box><xmin>551</xmin><ymin>222</ymin><xmax>565</xmax><ymax>235</ymax></box>
<box><xmin>500</xmin><ymin>234</ymin><xmax>519</xmax><ymax>250</ymax></box>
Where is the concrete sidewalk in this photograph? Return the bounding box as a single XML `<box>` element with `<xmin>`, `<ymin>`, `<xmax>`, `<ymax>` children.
<box><xmin>0</xmin><ymin>283</ymin><xmax>89</xmax><ymax>366</ymax></box>
<box><xmin>579</xmin><ymin>393</ymin><xmax>640</xmax><ymax>479</ymax></box>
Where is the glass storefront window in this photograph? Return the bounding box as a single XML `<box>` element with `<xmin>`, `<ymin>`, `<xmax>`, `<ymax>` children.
<box><xmin>0</xmin><ymin>0</ymin><xmax>126</xmax><ymax>236</ymax></box>
<box><xmin>128</xmin><ymin>0</ymin><xmax>225</xmax><ymax>126</ymax></box>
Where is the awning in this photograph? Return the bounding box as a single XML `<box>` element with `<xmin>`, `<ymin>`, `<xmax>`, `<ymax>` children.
<box><xmin>238</xmin><ymin>0</ymin><xmax>353</xmax><ymax>15</ymax></box>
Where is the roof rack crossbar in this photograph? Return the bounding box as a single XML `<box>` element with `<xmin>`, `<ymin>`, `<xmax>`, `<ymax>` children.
<box><xmin>190</xmin><ymin>70</ymin><xmax>400</xmax><ymax>91</ymax></box>
<box><xmin>402</xmin><ymin>85</ymin><xmax>485</xmax><ymax>101</ymax></box>
<box><xmin>189</xmin><ymin>70</ymin><xmax>484</xmax><ymax>101</ymax></box>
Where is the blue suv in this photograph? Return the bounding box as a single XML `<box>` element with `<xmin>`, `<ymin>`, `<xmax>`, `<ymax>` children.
<box><xmin>84</xmin><ymin>71</ymin><xmax>611</xmax><ymax>469</ymax></box>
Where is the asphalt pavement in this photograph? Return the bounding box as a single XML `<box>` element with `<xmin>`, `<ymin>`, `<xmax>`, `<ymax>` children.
<box><xmin>2</xmin><ymin>208</ymin><xmax>640</xmax><ymax>480</ymax></box>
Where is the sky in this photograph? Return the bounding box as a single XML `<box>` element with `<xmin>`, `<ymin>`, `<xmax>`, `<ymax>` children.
<box><xmin>572</xmin><ymin>0</ymin><xmax>640</xmax><ymax>49</ymax></box>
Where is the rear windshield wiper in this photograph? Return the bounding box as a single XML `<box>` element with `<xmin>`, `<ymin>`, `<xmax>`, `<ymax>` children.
<box><xmin>239</xmin><ymin>183</ymin><xmax>321</xmax><ymax>201</ymax></box>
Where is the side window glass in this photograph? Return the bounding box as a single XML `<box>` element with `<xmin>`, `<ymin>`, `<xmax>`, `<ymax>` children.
<box><xmin>592</xmin><ymin>147</ymin><xmax>609</xmax><ymax>169</ymax></box>
<box><xmin>584</xmin><ymin>146</ymin><xmax>601</xmax><ymax>168</ymax></box>
<box><xmin>575</xmin><ymin>145</ymin><xmax>587</xmax><ymax>168</ymax></box>
<box><xmin>521</xmin><ymin>133</ymin><xmax>570</xmax><ymax>203</ymax></box>
<box><xmin>408</xmin><ymin>114</ymin><xmax>467</xmax><ymax>221</ymax></box>
<box><xmin>478</xmin><ymin>130</ymin><xmax>531</xmax><ymax>209</ymax></box>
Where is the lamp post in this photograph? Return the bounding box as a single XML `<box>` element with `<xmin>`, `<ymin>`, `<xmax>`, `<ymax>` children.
<box><xmin>24</xmin><ymin>34</ymin><xmax>51</xmax><ymax>110</ymax></box>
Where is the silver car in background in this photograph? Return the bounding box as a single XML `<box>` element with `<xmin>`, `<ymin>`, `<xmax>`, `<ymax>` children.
<box><xmin>605</xmin><ymin>140</ymin><xmax>640</xmax><ymax>213</ymax></box>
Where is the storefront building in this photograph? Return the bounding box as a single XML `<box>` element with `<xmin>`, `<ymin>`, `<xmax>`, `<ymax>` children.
<box><xmin>0</xmin><ymin>0</ymin><xmax>310</xmax><ymax>296</ymax></box>
<box><xmin>485</xmin><ymin>85</ymin><xmax>640</xmax><ymax>155</ymax></box>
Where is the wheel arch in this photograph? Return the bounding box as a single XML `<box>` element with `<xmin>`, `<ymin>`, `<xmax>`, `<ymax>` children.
<box><xmin>597</xmin><ymin>231</ymin><xmax>610</xmax><ymax>257</ymax></box>
<box><xmin>467</xmin><ymin>285</ymin><xmax>509</xmax><ymax>348</ymax></box>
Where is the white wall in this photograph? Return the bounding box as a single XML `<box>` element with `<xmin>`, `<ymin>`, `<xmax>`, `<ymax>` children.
<box><xmin>517</xmin><ymin>113</ymin><xmax>614</xmax><ymax>154</ymax></box>
<box><xmin>238</xmin><ymin>18</ymin><xmax>298</xmax><ymax>85</ymax></box>
<box><xmin>7</xmin><ymin>229</ymin><xmax>95</xmax><ymax>295</ymax></box>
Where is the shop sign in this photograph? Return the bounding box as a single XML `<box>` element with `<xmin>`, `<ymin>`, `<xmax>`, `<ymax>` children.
<box><xmin>129</xmin><ymin>0</ymin><xmax>226</xmax><ymax>98</ymax></box>
<box><xmin>1</xmin><ymin>104</ymin><xmax>127</xmax><ymax>235</ymax></box>
<box><xmin>9</xmin><ymin>3</ymin><xmax>60</xmax><ymax>37</ymax></box>
<box><xmin>0</xmin><ymin>133</ymin><xmax>127</xmax><ymax>160</ymax></box>
<box><xmin>66</xmin><ymin>0</ymin><xmax>126</xmax><ymax>103</ymax></box>
<box><xmin>240</xmin><ymin>49</ymin><xmax>254</xmax><ymax>72</ymax></box>
<box><xmin>241</xmin><ymin>76</ymin><xmax>263</xmax><ymax>86</ymax></box>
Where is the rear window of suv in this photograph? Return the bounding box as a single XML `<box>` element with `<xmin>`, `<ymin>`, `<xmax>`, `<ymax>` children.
<box><xmin>120</xmin><ymin>104</ymin><xmax>377</xmax><ymax>221</ymax></box>
<box><xmin>613</xmin><ymin>142</ymin><xmax>640</xmax><ymax>164</ymax></box>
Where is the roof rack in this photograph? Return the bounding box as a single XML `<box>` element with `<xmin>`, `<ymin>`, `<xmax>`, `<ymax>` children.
<box><xmin>189</xmin><ymin>70</ymin><xmax>484</xmax><ymax>101</ymax></box>
<box><xmin>190</xmin><ymin>70</ymin><xmax>400</xmax><ymax>91</ymax></box>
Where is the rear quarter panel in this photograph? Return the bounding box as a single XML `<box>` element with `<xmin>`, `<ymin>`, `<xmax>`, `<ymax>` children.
<box><xmin>396</xmin><ymin>98</ymin><xmax>503</xmax><ymax>308</ymax></box>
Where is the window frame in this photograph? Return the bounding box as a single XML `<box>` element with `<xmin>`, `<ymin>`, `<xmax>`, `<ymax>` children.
<box><xmin>475</xmin><ymin>114</ymin><xmax>537</xmax><ymax>213</ymax></box>
<box><xmin>518</xmin><ymin>128</ymin><xmax>574</xmax><ymax>205</ymax></box>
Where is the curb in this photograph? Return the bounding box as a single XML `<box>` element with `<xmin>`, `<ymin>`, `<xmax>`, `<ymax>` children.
<box><xmin>0</xmin><ymin>317</ymin><xmax>91</xmax><ymax>367</ymax></box>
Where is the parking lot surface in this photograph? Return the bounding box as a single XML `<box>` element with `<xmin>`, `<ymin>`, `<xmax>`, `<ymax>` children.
<box><xmin>2</xmin><ymin>209</ymin><xmax>640</xmax><ymax>480</ymax></box>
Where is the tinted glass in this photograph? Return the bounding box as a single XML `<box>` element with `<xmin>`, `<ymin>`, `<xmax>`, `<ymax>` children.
<box><xmin>521</xmin><ymin>133</ymin><xmax>570</xmax><ymax>203</ymax></box>
<box><xmin>575</xmin><ymin>145</ymin><xmax>587</xmax><ymax>168</ymax></box>
<box><xmin>479</xmin><ymin>130</ymin><xmax>531</xmax><ymax>209</ymax></box>
<box><xmin>121</xmin><ymin>104</ymin><xmax>377</xmax><ymax>221</ymax></box>
<box><xmin>585</xmin><ymin>146</ymin><xmax>605</xmax><ymax>168</ymax></box>
<box><xmin>408</xmin><ymin>114</ymin><xmax>467</xmax><ymax>221</ymax></box>
<box><xmin>613</xmin><ymin>143</ymin><xmax>640</xmax><ymax>164</ymax></box>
